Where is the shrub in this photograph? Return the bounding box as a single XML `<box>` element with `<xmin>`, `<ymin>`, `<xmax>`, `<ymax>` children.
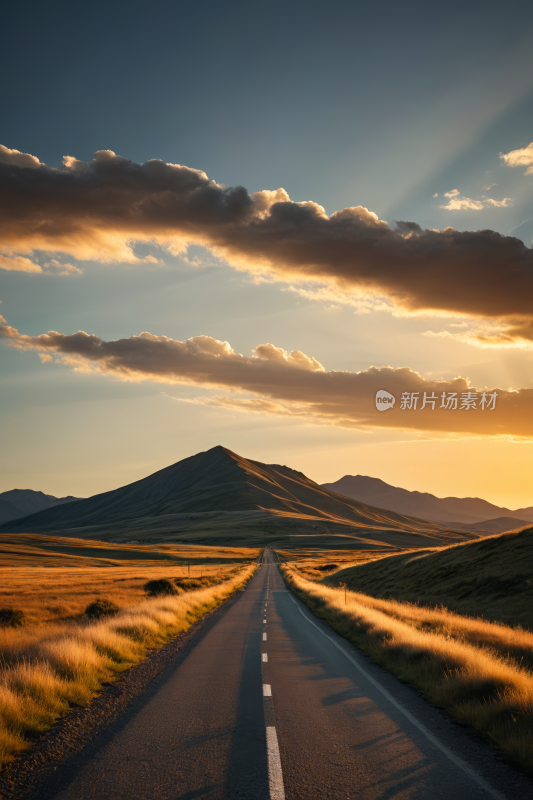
<box><xmin>174</xmin><ymin>574</ymin><xmax>226</xmax><ymax>590</ymax></box>
<box><xmin>174</xmin><ymin>577</ymin><xmax>203</xmax><ymax>590</ymax></box>
<box><xmin>0</xmin><ymin>608</ymin><xmax>25</xmax><ymax>628</ymax></box>
<box><xmin>144</xmin><ymin>579</ymin><xmax>177</xmax><ymax>597</ymax></box>
<box><xmin>85</xmin><ymin>599</ymin><xmax>119</xmax><ymax>619</ymax></box>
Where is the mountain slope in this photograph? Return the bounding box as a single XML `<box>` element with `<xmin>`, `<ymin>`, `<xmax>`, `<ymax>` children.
<box><xmin>463</xmin><ymin>516</ymin><xmax>531</xmax><ymax>534</ymax></box>
<box><xmin>324</xmin><ymin>525</ymin><xmax>533</xmax><ymax>629</ymax></box>
<box><xmin>0</xmin><ymin>489</ymin><xmax>81</xmax><ymax>518</ymax></box>
<box><xmin>0</xmin><ymin>447</ymin><xmax>475</xmax><ymax>548</ymax></box>
<box><xmin>0</xmin><ymin>499</ymin><xmax>24</xmax><ymax>525</ymax></box>
<box><xmin>322</xmin><ymin>475</ymin><xmax>533</xmax><ymax>525</ymax></box>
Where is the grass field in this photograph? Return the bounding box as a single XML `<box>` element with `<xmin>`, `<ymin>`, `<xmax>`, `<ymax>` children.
<box><xmin>0</xmin><ymin>535</ymin><xmax>259</xmax><ymax>766</ymax></box>
<box><xmin>279</xmin><ymin>533</ymin><xmax>533</xmax><ymax>768</ymax></box>
<box><xmin>0</xmin><ymin>534</ymin><xmax>258</xmax><ymax>630</ymax></box>
<box><xmin>275</xmin><ymin>547</ymin><xmax>397</xmax><ymax>576</ymax></box>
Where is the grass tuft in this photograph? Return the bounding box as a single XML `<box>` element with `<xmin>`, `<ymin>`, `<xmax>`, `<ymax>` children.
<box><xmin>85</xmin><ymin>599</ymin><xmax>119</xmax><ymax>619</ymax></box>
<box><xmin>144</xmin><ymin>578</ymin><xmax>178</xmax><ymax>596</ymax></box>
<box><xmin>0</xmin><ymin>609</ymin><xmax>25</xmax><ymax>629</ymax></box>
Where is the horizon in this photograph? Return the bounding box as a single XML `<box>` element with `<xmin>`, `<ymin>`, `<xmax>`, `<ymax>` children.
<box><xmin>2</xmin><ymin>1</ymin><xmax>533</xmax><ymax>508</ymax></box>
<box><xmin>3</xmin><ymin>443</ymin><xmax>532</xmax><ymax>514</ymax></box>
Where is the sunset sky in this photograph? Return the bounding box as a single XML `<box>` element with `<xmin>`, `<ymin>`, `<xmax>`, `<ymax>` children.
<box><xmin>2</xmin><ymin>0</ymin><xmax>533</xmax><ymax>507</ymax></box>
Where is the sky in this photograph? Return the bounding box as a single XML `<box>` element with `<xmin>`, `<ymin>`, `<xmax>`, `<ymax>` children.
<box><xmin>2</xmin><ymin>0</ymin><xmax>533</xmax><ymax>508</ymax></box>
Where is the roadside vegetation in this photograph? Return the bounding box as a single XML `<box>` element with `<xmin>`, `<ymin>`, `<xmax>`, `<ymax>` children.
<box><xmin>0</xmin><ymin>534</ymin><xmax>258</xmax><ymax>627</ymax></box>
<box><xmin>280</xmin><ymin>532</ymin><xmax>533</xmax><ymax>768</ymax></box>
<box><xmin>0</xmin><ymin>535</ymin><xmax>259</xmax><ymax>766</ymax></box>
<box><xmin>322</xmin><ymin>526</ymin><xmax>533</xmax><ymax>630</ymax></box>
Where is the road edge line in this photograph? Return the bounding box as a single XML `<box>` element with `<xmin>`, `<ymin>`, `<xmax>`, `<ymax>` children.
<box><xmin>287</xmin><ymin>593</ymin><xmax>507</xmax><ymax>800</ymax></box>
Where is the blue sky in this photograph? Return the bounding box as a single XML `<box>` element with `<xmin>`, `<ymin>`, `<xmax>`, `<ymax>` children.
<box><xmin>2</xmin><ymin>0</ymin><xmax>533</xmax><ymax>506</ymax></box>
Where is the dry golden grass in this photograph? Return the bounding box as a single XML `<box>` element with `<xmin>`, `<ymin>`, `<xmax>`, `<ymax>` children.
<box><xmin>0</xmin><ymin>535</ymin><xmax>259</xmax><ymax>766</ymax></box>
<box><xmin>276</xmin><ymin>547</ymin><xmax>396</xmax><ymax>580</ymax></box>
<box><xmin>281</xmin><ymin>564</ymin><xmax>533</xmax><ymax>768</ymax></box>
<box><xmin>320</xmin><ymin>526</ymin><xmax>533</xmax><ymax>630</ymax></box>
<box><xmin>0</xmin><ymin>533</ymin><xmax>258</xmax><ymax>631</ymax></box>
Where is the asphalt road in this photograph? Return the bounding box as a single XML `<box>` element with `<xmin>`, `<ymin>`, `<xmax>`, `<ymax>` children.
<box><xmin>36</xmin><ymin>550</ymin><xmax>530</xmax><ymax>800</ymax></box>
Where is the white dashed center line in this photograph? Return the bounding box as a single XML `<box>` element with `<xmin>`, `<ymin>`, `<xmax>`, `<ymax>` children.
<box><xmin>266</xmin><ymin>726</ymin><xmax>285</xmax><ymax>800</ymax></box>
<box><xmin>262</xmin><ymin>565</ymin><xmax>285</xmax><ymax>799</ymax></box>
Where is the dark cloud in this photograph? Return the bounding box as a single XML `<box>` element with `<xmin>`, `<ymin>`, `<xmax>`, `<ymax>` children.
<box><xmin>1</xmin><ymin>316</ymin><xmax>531</xmax><ymax>437</ymax></box>
<box><xmin>393</xmin><ymin>220</ymin><xmax>423</xmax><ymax>235</ymax></box>
<box><xmin>1</xmin><ymin>146</ymin><xmax>533</xmax><ymax>334</ymax></box>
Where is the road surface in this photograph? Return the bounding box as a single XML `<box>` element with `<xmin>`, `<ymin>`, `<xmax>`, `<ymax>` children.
<box><xmin>35</xmin><ymin>550</ymin><xmax>529</xmax><ymax>799</ymax></box>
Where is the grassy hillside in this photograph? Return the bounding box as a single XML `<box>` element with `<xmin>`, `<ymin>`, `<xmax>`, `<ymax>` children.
<box><xmin>323</xmin><ymin>525</ymin><xmax>533</xmax><ymax>629</ymax></box>
<box><xmin>0</xmin><ymin>447</ymin><xmax>476</xmax><ymax>549</ymax></box>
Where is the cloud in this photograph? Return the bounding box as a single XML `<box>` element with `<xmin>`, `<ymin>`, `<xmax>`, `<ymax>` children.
<box><xmin>0</xmin><ymin>253</ymin><xmax>42</xmax><ymax>273</ymax></box>
<box><xmin>43</xmin><ymin>259</ymin><xmax>83</xmax><ymax>275</ymax></box>
<box><xmin>500</xmin><ymin>141</ymin><xmax>533</xmax><ymax>175</ymax></box>
<box><xmin>0</xmin><ymin>145</ymin><xmax>42</xmax><ymax>169</ymax></box>
<box><xmin>440</xmin><ymin>190</ymin><xmax>513</xmax><ymax>211</ymax></box>
<box><xmin>425</xmin><ymin>319</ymin><xmax>533</xmax><ymax>348</ymax></box>
<box><xmin>442</xmin><ymin>197</ymin><xmax>484</xmax><ymax>211</ymax></box>
<box><xmin>0</xmin><ymin>252</ymin><xmax>82</xmax><ymax>275</ymax></box>
<box><xmin>284</xmin><ymin>285</ymin><xmax>394</xmax><ymax>314</ymax></box>
<box><xmin>0</xmin><ymin>146</ymin><xmax>532</xmax><ymax>339</ymax></box>
<box><xmin>1</xmin><ymin>316</ymin><xmax>532</xmax><ymax>437</ymax></box>
<box><xmin>484</xmin><ymin>198</ymin><xmax>513</xmax><ymax>207</ymax></box>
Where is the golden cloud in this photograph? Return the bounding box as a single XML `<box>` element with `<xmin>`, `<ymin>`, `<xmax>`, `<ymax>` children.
<box><xmin>439</xmin><ymin>189</ymin><xmax>513</xmax><ymax>211</ymax></box>
<box><xmin>1</xmin><ymin>146</ymin><xmax>532</xmax><ymax>339</ymax></box>
<box><xmin>0</xmin><ymin>145</ymin><xmax>42</xmax><ymax>169</ymax></box>
<box><xmin>500</xmin><ymin>141</ymin><xmax>533</xmax><ymax>175</ymax></box>
<box><xmin>1</xmin><ymin>316</ymin><xmax>532</xmax><ymax>437</ymax></box>
<box><xmin>424</xmin><ymin>318</ymin><xmax>533</xmax><ymax>348</ymax></box>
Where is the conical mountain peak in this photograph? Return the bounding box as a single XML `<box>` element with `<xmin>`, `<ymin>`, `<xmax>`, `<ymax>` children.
<box><xmin>0</xmin><ymin>446</ymin><xmax>473</xmax><ymax>550</ymax></box>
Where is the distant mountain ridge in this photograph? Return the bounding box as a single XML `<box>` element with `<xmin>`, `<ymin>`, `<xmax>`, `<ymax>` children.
<box><xmin>0</xmin><ymin>446</ymin><xmax>477</xmax><ymax>549</ymax></box>
<box><xmin>462</xmin><ymin>516</ymin><xmax>531</xmax><ymax>533</ymax></box>
<box><xmin>321</xmin><ymin>475</ymin><xmax>533</xmax><ymax>526</ymax></box>
<box><xmin>0</xmin><ymin>489</ymin><xmax>81</xmax><ymax>525</ymax></box>
<box><xmin>0</xmin><ymin>499</ymin><xmax>23</xmax><ymax>525</ymax></box>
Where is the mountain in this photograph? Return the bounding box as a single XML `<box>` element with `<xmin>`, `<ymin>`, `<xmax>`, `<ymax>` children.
<box><xmin>463</xmin><ymin>516</ymin><xmax>531</xmax><ymax>534</ymax></box>
<box><xmin>0</xmin><ymin>499</ymin><xmax>24</xmax><ymax>525</ymax></box>
<box><xmin>0</xmin><ymin>446</ymin><xmax>478</xmax><ymax>549</ymax></box>
<box><xmin>321</xmin><ymin>475</ymin><xmax>533</xmax><ymax>526</ymax></box>
<box><xmin>0</xmin><ymin>489</ymin><xmax>81</xmax><ymax>524</ymax></box>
